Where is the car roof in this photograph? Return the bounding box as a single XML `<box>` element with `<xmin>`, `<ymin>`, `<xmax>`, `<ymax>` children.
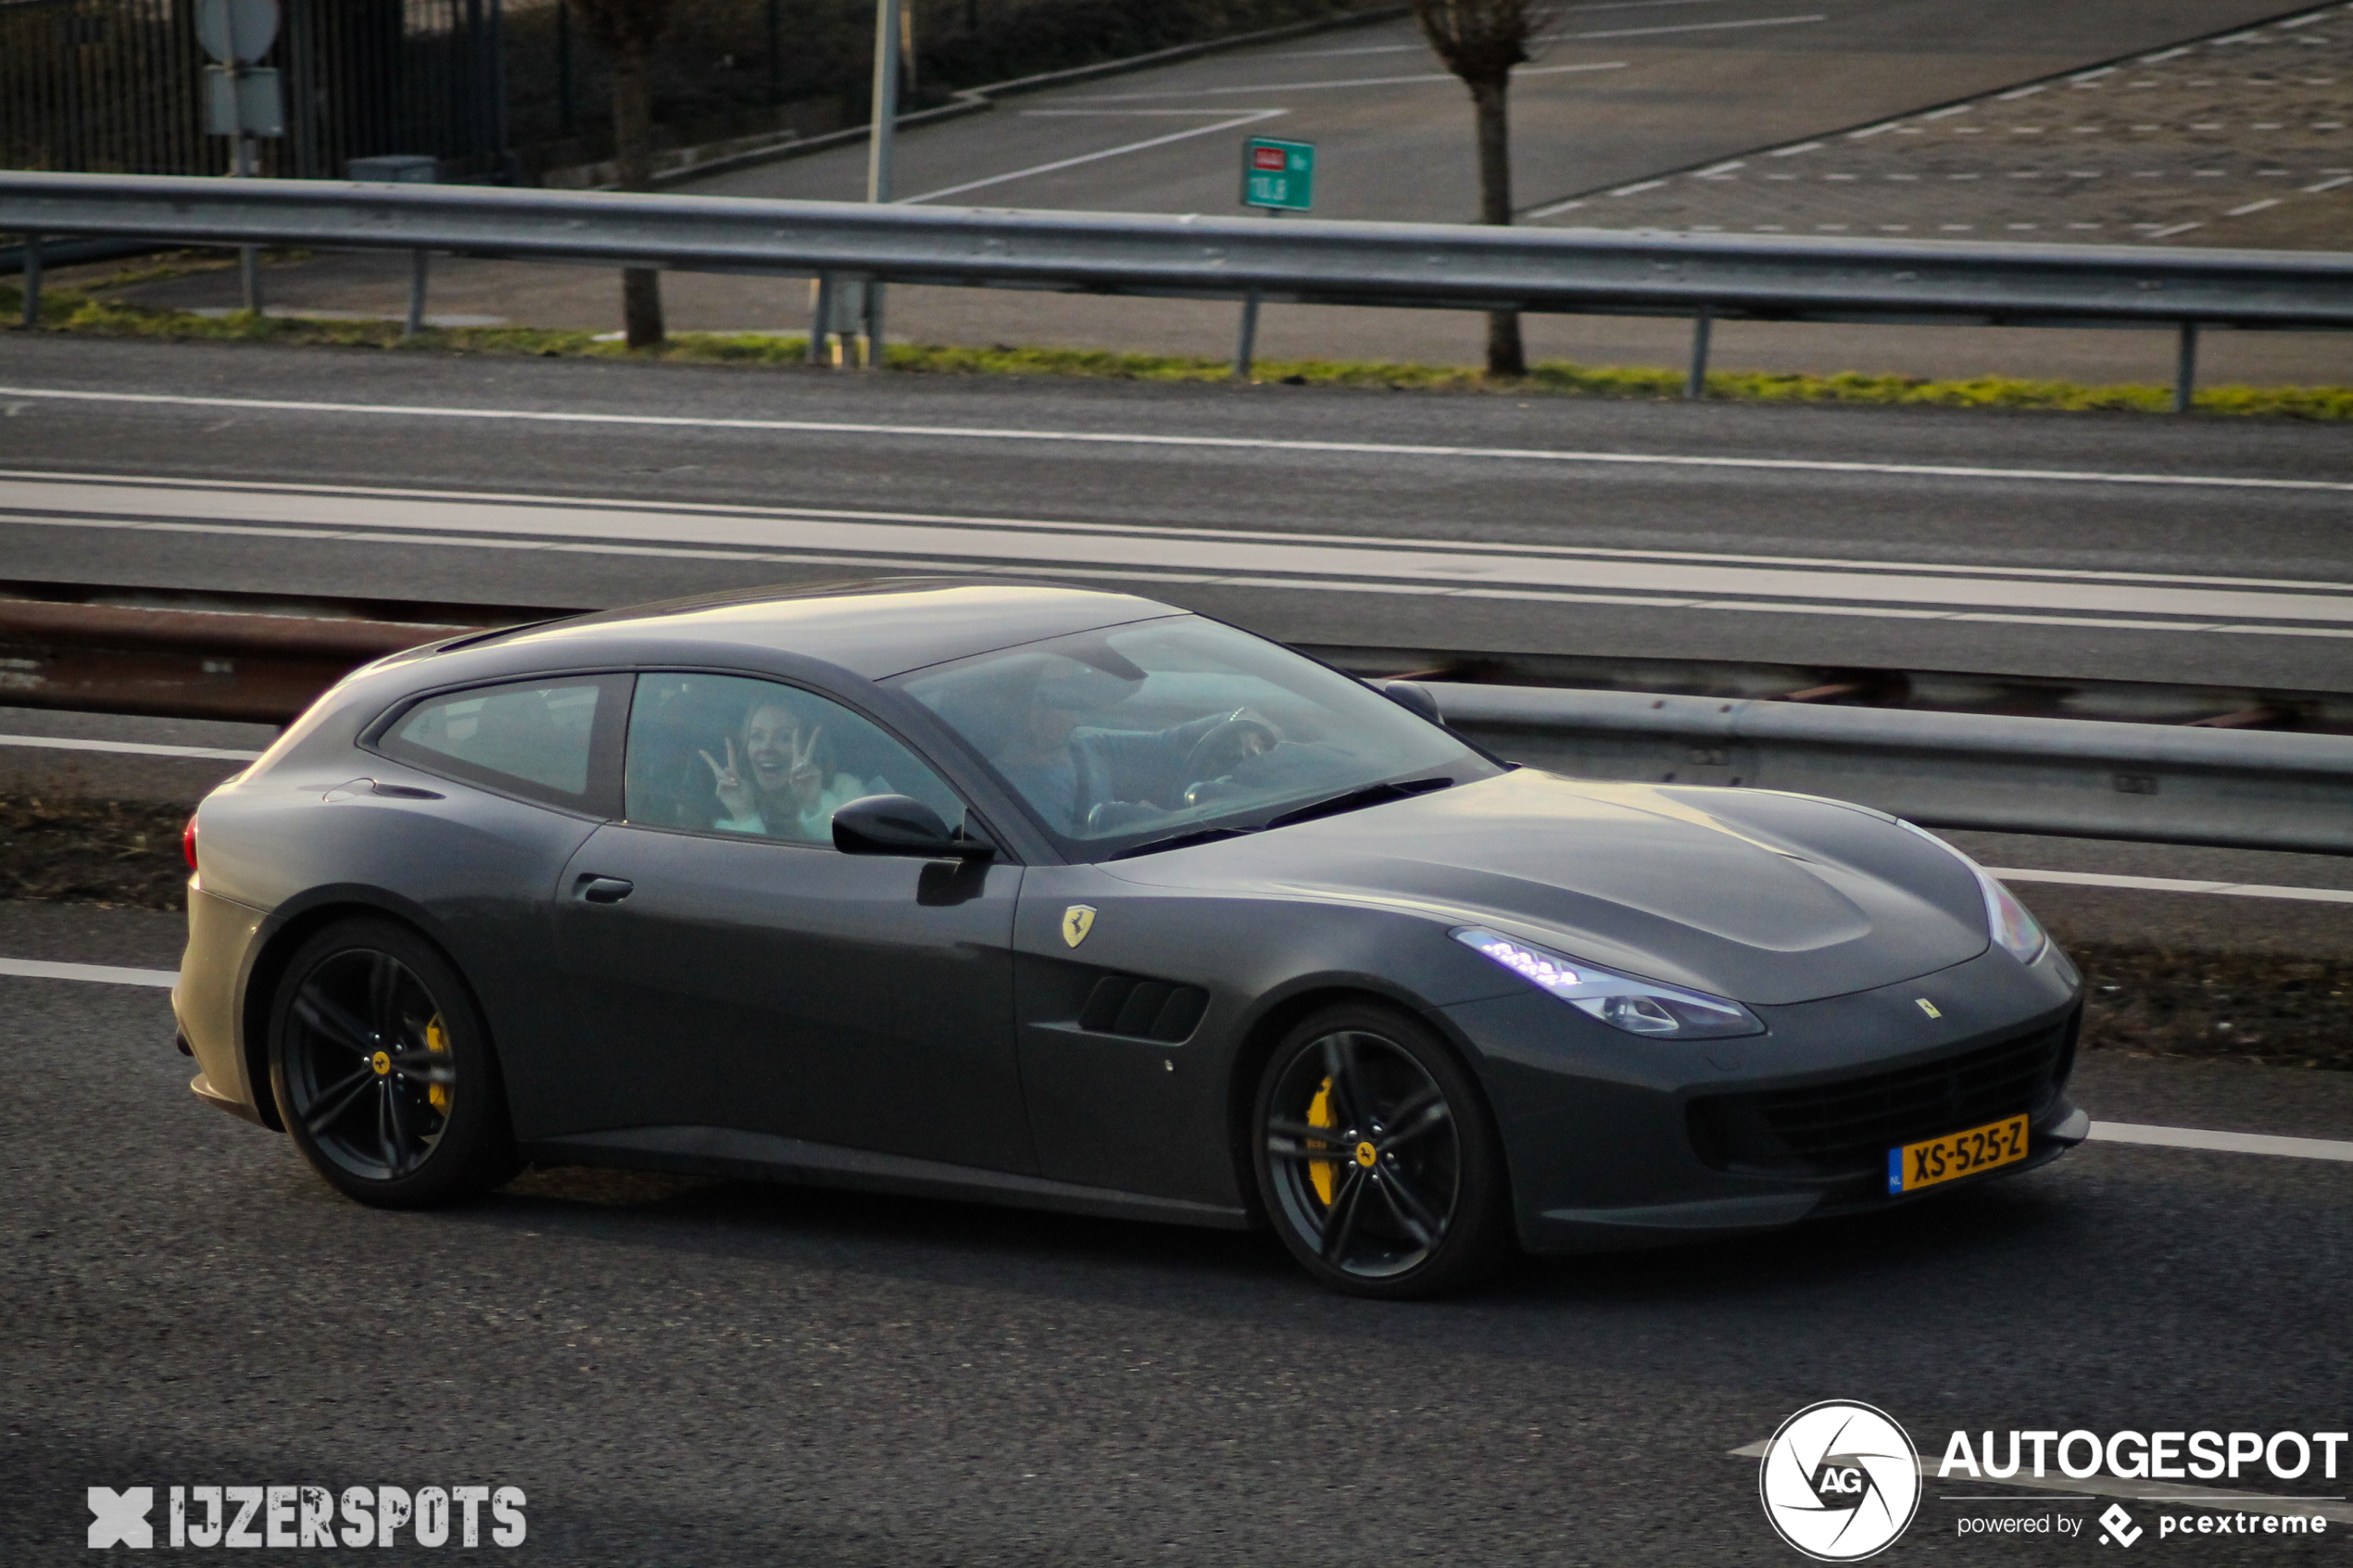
<box><xmin>472</xmin><ymin>578</ymin><xmax>1184</xmax><ymax>681</ymax></box>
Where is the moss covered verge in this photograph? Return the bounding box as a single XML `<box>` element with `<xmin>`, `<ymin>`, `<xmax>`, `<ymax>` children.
<box><xmin>0</xmin><ymin>793</ymin><xmax>191</xmax><ymax>909</ymax></box>
<box><xmin>8</xmin><ymin>268</ymin><xmax>2350</xmax><ymax>420</ymax></box>
<box><xmin>7</xmin><ymin>791</ymin><xmax>2349</xmax><ymax>1071</ymax></box>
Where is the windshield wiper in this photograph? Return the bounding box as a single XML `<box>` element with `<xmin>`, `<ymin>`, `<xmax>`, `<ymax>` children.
<box><xmin>1261</xmin><ymin>775</ymin><xmax>1456</xmax><ymax>832</ymax></box>
<box><xmin>1107</xmin><ymin>824</ymin><xmax>1259</xmax><ymax>860</ymax></box>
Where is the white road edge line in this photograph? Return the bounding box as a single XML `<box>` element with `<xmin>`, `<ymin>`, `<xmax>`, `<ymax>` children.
<box><xmin>17</xmin><ymin>510</ymin><xmax>2353</xmax><ymax>641</ymax></box>
<box><xmin>0</xmin><ymin>734</ymin><xmax>264</xmax><ymax>761</ymax></box>
<box><xmin>2089</xmin><ymin>1123</ymin><xmax>2353</xmax><ymax>1162</ymax></box>
<box><xmin>4</xmin><ymin>388</ymin><xmax>2349</xmax><ymax>495</ymax></box>
<box><xmin>902</xmin><ymin>109</ymin><xmax>1288</xmax><ymax>204</ymax></box>
<box><xmin>0</xmin><ymin>957</ymin><xmax>179</xmax><ymax>988</ymax></box>
<box><xmin>1988</xmin><ymin>868</ymin><xmax>2353</xmax><ymax>905</ymax></box>
<box><xmin>1061</xmin><ymin>60</ymin><xmax>1628</xmax><ymax>99</ymax></box>
<box><xmin>1726</xmin><ymin>1440</ymin><xmax>2353</xmax><ymax>1523</ymax></box>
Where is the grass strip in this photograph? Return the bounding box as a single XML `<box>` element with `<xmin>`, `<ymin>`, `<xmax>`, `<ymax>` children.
<box><xmin>6</xmin><ymin>266</ymin><xmax>2350</xmax><ymax>419</ymax></box>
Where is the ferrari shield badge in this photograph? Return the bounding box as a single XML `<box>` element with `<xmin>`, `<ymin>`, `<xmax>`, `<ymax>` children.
<box><xmin>1062</xmin><ymin>905</ymin><xmax>1097</xmax><ymax>947</ymax></box>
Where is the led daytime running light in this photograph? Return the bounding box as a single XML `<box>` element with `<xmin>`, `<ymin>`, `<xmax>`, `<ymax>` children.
<box><xmin>1452</xmin><ymin>927</ymin><xmax>1763</xmax><ymax>1040</ymax></box>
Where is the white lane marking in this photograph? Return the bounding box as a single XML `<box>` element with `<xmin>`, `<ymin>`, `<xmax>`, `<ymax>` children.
<box><xmin>1727</xmin><ymin>1440</ymin><xmax>2353</xmax><ymax>1522</ymax></box>
<box><xmin>1538</xmin><ymin>13</ymin><xmax>1823</xmax><ymax>41</ymax></box>
<box><xmin>0</xmin><ymin>957</ymin><xmax>178</xmax><ymax>988</ymax></box>
<box><xmin>1990</xmin><ymin>868</ymin><xmax>2353</xmax><ymax>904</ymax></box>
<box><xmin>6</xmin><ymin>389</ymin><xmax>2350</xmax><ymax>496</ymax></box>
<box><xmin>901</xmin><ymin>109</ymin><xmax>1287</xmax><ymax>204</ymax></box>
<box><xmin>1280</xmin><ymin>0</ymin><xmax>1763</xmax><ymax>44</ymax></box>
<box><xmin>11</xmin><ymin>476</ymin><xmax>2353</xmax><ymax>628</ymax></box>
<box><xmin>0</xmin><ymin>733</ymin><xmax>264</xmax><ymax>761</ymax></box>
<box><xmin>2091</xmin><ymin>1123</ymin><xmax>2353</xmax><ymax>1163</ymax></box>
<box><xmin>33</xmin><ymin>507</ymin><xmax>2353</xmax><ymax>639</ymax></box>
<box><xmin>51</xmin><ymin>467</ymin><xmax>2353</xmax><ymax>590</ymax></box>
<box><xmin>1060</xmin><ymin>60</ymin><xmax>1628</xmax><ymax>98</ymax></box>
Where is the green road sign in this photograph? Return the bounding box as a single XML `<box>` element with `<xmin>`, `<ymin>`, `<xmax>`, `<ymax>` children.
<box><xmin>1241</xmin><ymin>137</ymin><xmax>1315</xmax><ymax>211</ymax></box>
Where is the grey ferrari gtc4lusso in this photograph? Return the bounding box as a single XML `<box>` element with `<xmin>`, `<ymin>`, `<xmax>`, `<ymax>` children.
<box><xmin>174</xmin><ymin>580</ymin><xmax>2086</xmax><ymax>1297</ymax></box>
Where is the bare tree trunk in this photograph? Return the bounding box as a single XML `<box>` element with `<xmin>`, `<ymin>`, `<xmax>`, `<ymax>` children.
<box><xmin>611</xmin><ymin>51</ymin><xmax>665</xmax><ymax>349</ymax></box>
<box><xmin>1470</xmin><ymin>77</ymin><xmax>1525</xmax><ymax>378</ymax></box>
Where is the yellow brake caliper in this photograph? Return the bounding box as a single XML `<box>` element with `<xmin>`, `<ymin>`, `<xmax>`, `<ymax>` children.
<box><xmin>1306</xmin><ymin>1075</ymin><xmax>1336</xmax><ymax>1207</ymax></box>
<box><xmin>423</xmin><ymin>1015</ymin><xmax>452</xmax><ymax>1114</ymax></box>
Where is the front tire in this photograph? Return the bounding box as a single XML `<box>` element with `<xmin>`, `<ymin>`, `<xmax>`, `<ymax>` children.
<box><xmin>1251</xmin><ymin>1002</ymin><xmax>1511</xmax><ymax>1298</ymax></box>
<box><xmin>268</xmin><ymin>919</ymin><xmax>517</xmax><ymax>1208</ymax></box>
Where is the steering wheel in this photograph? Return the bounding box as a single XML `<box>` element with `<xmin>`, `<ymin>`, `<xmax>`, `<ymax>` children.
<box><xmin>1180</xmin><ymin>716</ymin><xmax>1281</xmax><ymax>797</ymax></box>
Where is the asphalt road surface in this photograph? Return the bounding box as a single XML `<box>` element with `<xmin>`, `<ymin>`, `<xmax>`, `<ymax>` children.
<box><xmin>693</xmin><ymin>0</ymin><xmax>2328</xmax><ymax>228</ymax></box>
<box><xmin>4</xmin><ymin>338</ymin><xmax>2351</xmax><ymax>691</ymax></box>
<box><xmin>1554</xmin><ymin>5</ymin><xmax>2353</xmax><ymax>248</ymax></box>
<box><xmin>85</xmin><ymin>0</ymin><xmax>2353</xmax><ymax>383</ymax></box>
<box><xmin>4</xmin><ymin>895</ymin><xmax>2351</xmax><ymax>1564</ymax></box>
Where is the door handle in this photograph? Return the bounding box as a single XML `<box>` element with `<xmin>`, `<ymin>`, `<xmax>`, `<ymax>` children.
<box><xmin>573</xmin><ymin>874</ymin><xmax>635</xmax><ymax>905</ymax></box>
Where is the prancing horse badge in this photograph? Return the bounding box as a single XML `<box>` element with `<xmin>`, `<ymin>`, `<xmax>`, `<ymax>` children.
<box><xmin>1062</xmin><ymin>905</ymin><xmax>1097</xmax><ymax>947</ymax></box>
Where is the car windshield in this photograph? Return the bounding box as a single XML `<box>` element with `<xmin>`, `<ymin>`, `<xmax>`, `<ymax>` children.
<box><xmin>894</xmin><ymin>615</ymin><xmax>1499</xmax><ymax>857</ymax></box>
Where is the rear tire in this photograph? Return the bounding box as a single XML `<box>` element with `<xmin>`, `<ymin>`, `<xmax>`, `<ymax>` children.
<box><xmin>1251</xmin><ymin>1001</ymin><xmax>1511</xmax><ymax>1298</ymax></box>
<box><xmin>267</xmin><ymin>919</ymin><xmax>517</xmax><ymax>1208</ymax></box>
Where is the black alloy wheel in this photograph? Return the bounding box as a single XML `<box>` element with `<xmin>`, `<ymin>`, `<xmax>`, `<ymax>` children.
<box><xmin>269</xmin><ymin>919</ymin><xmax>516</xmax><ymax>1208</ymax></box>
<box><xmin>1252</xmin><ymin>1002</ymin><xmax>1509</xmax><ymax>1298</ymax></box>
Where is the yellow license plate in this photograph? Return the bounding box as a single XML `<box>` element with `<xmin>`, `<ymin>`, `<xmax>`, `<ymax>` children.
<box><xmin>1888</xmin><ymin>1114</ymin><xmax>2029</xmax><ymax>1194</ymax></box>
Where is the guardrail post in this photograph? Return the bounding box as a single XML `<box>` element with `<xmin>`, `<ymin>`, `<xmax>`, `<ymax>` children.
<box><xmin>1233</xmin><ymin>287</ymin><xmax>1262</xmax><ymax>381</ymax></box>
<box><xmin>405</xmin><ymin>250</ymin><xmax>430</xmax><ymax>338</ymax></box>
<box><xmin>2173</xmin><ymin>322</ymin><xmax>2199</xmax><ymax>414</ymax></box>
<box><xmin>234</xmin><ymin>134</ymin><xmax>263</xmax><ymax>316</ymax></box>
<box><xmin>19</xmin><ymin>233</ymin><xmax>39</xmax><ymax>328</ymax></box>
<box><xmin>1685</xmin><ymin>304</ymin><xmax>1713</xmax><ymax>401</ymax></box>
<box><xmin>862</xmin><ymin>282</ymin><xmax>887</xmax><ymax>371</ymax></box>
<box><xmin>808</xmin><ymin>272</ymin><xmax>835</xmax><ymax>365</ymax></box>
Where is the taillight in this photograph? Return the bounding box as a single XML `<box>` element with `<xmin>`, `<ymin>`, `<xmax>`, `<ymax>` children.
<box><xmin>182</xmin><ymin>814</ymin><xmax>199</xmax><ymax>872</ymax></box>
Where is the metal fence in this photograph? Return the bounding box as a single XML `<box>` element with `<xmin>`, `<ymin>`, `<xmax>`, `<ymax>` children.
<box><xmin>1431</xmin><ymin>684</ymin><xmax>2353</xmax><ymax>856</ymax></box>
<box><xmin>7</xmin><ymin>169</ymin><xmax>2350</xmax><ymax>320</ymax></box>
<box><xmin>0</xmin><ymin>0</ymin><xmax>510</xmax><ymax>181</ymax></box>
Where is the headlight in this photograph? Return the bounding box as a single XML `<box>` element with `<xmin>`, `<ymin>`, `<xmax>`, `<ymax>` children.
<box><xmin>1451</xmin><ymin>927</ymin><xmax>1764</xmax><ymax>1039</ymax></box>
<box><xmin>1895</xmin><ymin>821</ymin><xmax>2048</xmax><ymax>965</ymax></box>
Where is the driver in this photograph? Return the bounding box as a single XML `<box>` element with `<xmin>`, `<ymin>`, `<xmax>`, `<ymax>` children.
<box><xmin>987</xmin><ymin>658</ymin><xmax>1279</xmax><ymax>834</ymax></box>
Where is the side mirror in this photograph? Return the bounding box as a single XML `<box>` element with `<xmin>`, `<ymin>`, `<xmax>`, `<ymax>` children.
<box><xmin>1377</xmin><ymin>680</ymin><xmax>1443</xmax><ymax>726</ymax></box>
<box><xmin>833</xmin><ymin>794</ymin><xmax>995</xmax><ymax>860</ymax></box>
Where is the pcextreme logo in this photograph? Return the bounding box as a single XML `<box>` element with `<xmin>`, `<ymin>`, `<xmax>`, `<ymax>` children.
<box><xmin>1759</xmin><ymin>1401</ymin><xmax>1924</xmax><ymax>1562</ymax></box>
<box><xmin>86</xmin><ymin>1485</ymin><xmax>526</xmax><ymax>1549</ymax></box>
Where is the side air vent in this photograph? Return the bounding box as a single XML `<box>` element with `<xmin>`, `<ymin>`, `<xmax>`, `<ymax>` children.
<box><xmin>1076</xmin><ymin>975</ymin><xmax>1208</xmax><ymax>1044</ymax></box>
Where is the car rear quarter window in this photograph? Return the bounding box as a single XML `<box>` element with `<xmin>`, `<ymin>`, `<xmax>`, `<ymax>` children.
<box><xmin>375</xmin><ymin>675</ymin><xmax>629</xmax><ymax>814</ymax></box>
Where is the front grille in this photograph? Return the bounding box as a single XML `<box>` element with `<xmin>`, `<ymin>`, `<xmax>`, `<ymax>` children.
<box><xmin>1689</xmin><ymin>1012</ymin><xmax>2078</xmax><ymax>1178</ymax></box>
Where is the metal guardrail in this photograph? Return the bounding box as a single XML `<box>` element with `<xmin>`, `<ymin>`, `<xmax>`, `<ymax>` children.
<box><xmin>1434</xmin><ymin>684</ymin><xmax>2353</xmax><ymax>856</ymax></box>
<box><xmin>1</xmin><ymin>589</ymin><xmax>2348</xmax><ymax>853</ymax></box>
<box><xmin>6</xmin><ymin>170</ymin><xmax>2351</xmax><ymax>395</ymax></box>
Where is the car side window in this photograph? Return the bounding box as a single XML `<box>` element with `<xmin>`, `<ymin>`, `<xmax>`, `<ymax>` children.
<box><xmin>375</xmin><ymin>675</ymin><xmax>628</xmax><ymax>814</ymax></box>
<box><xmin>624</xmin><ymin>673</ymin><xmax>966</xmax><ymax>847</ymax></box>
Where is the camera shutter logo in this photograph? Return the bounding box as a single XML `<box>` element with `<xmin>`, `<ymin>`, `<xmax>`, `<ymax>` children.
<box><xmin>1758</xmin><ymin>1401</ymin><xmax>1922</xmax><ymax>1561</ymax></box>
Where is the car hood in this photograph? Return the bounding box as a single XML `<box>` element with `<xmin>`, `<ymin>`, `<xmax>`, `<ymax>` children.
<box><xmin>1096</xmin><ymin>769</ymin><xmax>1991</xmax><ymax>1006</ymax></box>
